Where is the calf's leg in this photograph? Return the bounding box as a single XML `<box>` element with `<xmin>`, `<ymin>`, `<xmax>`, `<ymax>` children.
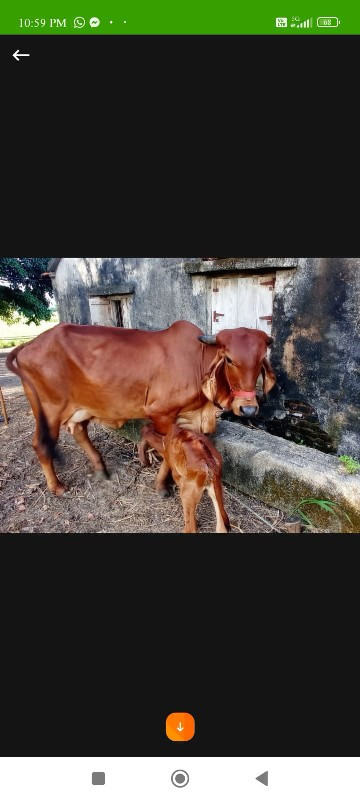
<box><xmin>138</xmin><ymin>423</ymin><xmax>165</xmax><ymax>467</ymax></box>
<box><xmin>139</xmin><ymin>423</ymin><xmax>171</xmax><ymax>496</ymax></box>
<box><xmin>178</xmin><ymin>479</ymin><xmax>204</xmax><ymax>533</ymax></box>
<box><xmin>206</xmin><ymin>479</ymin><xmax>230</xmax><ymax>533</ymax></box>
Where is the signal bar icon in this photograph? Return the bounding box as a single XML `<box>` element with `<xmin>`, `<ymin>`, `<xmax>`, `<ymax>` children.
<box><xmin>290</xmin><ymin>17</ymin><xmax>313</xmax><ymax>27</ymax></box>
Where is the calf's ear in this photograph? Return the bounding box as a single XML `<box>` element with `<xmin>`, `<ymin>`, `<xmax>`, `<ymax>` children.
<box><xmin>262</xmin><ymin>357</ymin><xmax>276</xmax><ymax>394</ymax></box>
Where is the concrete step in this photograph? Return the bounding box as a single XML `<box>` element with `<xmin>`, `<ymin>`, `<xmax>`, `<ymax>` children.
<box><xmin>213</xmin><ymin>421</ymin><xmax>360</xmax><ymax>533</ymax></box>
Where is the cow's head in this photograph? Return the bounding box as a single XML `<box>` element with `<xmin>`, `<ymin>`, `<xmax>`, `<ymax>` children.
<box><xmin>198</xmin><ymin>328</ymin><xmax>276</xmax><ymax>417</ymax></box>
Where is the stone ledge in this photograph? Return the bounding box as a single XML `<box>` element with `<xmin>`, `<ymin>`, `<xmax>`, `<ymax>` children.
<box><xmin>213</xmin><ymin>421</ymin><xmax>360</xmax><ymax>533</ymax></box>
<box><xmin>185</xmin><ymin>258</ymin><xmax>299</xmax><ymax>274</ymax></box>
<box><xmin>118</xmin><ymin>418</ymin><xmax>360</xmax><ymax>533</ymax></box>
<box><xmin>88</xmin><ymin>284</ymin><xmax>135</xmax><ymax>296</ymax></box>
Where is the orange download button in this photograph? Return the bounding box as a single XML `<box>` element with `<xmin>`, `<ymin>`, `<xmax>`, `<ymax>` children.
<box><xmin>166</xmin><ymin>712</ymin><xmax>195</xmax><ymax>741</ymax></box>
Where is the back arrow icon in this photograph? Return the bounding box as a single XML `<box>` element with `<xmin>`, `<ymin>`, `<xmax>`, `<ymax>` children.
<box><xmin>13</xmin><ymin>50</ymin><xmax>30</xmax><ymax>61</ymax></box>
<box><xmin>176</xmin><ymin>722</ymin><xmax>184</xmax><ymax>732</ymax></box>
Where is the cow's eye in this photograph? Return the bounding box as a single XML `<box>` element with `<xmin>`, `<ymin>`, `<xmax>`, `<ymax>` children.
<box><xmin>226</xmin><ymin>357</ymin><xmax>233</xmax><ymax>364</ymax></box>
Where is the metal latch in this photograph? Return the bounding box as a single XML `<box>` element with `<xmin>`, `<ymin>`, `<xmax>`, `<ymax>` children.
<box><xmin>260</xmin><ymin>279</ymin><xmax>275</xmax><ymax>289</ymax></box>
<box><xmin>213</xmin><ymin>310</ymin><xmax>225</xmax><ymax>323</ymax></box>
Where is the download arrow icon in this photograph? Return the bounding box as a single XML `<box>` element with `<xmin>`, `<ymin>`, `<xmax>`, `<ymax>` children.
<box><xmin>13</xmin><ymin>50</ymin><xmax>30</xmax><ymax>61</ymax></box>
<box><xmin>176</xmin><ymin>722</ymin><xmax>184</xmax><ymax>732</ymax></box>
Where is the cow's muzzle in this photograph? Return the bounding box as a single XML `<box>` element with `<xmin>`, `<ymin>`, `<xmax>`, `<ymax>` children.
<box><xmin>241</xmin><ymin>406</ymin><xmax>258</xmax><ymax>417</ymax></box>
<box><xmin>230</xmin><ymin>390</ymin><xmax>258</xmax><ymax>417</ymax></box>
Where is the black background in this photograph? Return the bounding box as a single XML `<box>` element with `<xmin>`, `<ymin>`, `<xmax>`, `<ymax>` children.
<box><xmin>1</xmin><ymin>31</ymin><xmax>359</xmax><ymax>759</ymax></box>
<box><xmin>1</xmin><ymin>35</ymin><xmax>355</xmax><ymax>248</ymax></box>
<box><xmin>1</xmin><ymin>534</ymin><xmax>359</xmax><ymax>755</ymax></box>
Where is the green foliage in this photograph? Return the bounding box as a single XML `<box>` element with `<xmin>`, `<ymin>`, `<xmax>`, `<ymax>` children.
<box><xmin>0</xmin><ymin>257</ymin><xmax>53</xmax><ymax>325</ymax></box>
<box><xmin>339</xmin><ymin>455</ymin><xmax>360</xmax><ymax>474</ymax></box>
<box><xmin>292</xmin><ymin>497</ymin><xmax>352</xmax><ymax>530</ymax></box>
<box><xmin>0</xmin><ymin>338</ymin><xmax>30</xmax><ymax>348</ymax></box>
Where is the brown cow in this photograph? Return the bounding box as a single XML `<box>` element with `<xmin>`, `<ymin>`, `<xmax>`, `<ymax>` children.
<box><xmin>5</xmin><ymin>320</ymin><xmax>275</xmax><ymax>496</ymax></box>
<box><xmin>141</xmin><ymin>422</ymin><xmax>230</xmax><ymax>533</ymax></box>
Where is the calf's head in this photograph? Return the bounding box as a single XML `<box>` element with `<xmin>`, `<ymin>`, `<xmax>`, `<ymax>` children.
<box><xmin>198</xmin><ymin>327</ymin><xmax>276</xmax><ymax>417</ymax></box>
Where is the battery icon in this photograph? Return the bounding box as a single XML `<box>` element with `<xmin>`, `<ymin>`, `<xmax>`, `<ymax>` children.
<box><xmin>317</xmin><ymin>16</ymin><xmax>340</xmax><ymax>27</ymax></box>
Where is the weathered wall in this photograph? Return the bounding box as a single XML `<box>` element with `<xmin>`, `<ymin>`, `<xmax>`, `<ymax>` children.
<box><xmin>53</xmin><ymin>257</ymin><xmax>210</xmax><ymax>331</ymax></box>
<box><xmin>52</xmin><ymin>257</ymin><xmax>360</xmax><ymax>459</ymax></box>
<box><xmin>267</xmin><ymin>258</ymin><xmax>360</xmax><ymax>459</ymax></box>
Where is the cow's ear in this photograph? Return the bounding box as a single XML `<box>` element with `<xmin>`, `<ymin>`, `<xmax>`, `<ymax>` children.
<box><xmin>201</xmin><ymin>355</ymin><xmax>228</xmax><ymax>402</ymax></box>
<box><xmin>261</xmin><ymin>357</ymin><xmax>276</xmax><ymax>394</ymax></box>
<box><xmin>201</xmin><ymin>358</ymin><xmax>224</xmax><ymax>402</ymax></box>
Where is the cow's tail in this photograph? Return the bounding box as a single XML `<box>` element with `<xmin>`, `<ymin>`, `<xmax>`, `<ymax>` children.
<box><xmin>5</xmin><ymin>344</ymin><xmax>62</xmax><ymax>463</ymax></box>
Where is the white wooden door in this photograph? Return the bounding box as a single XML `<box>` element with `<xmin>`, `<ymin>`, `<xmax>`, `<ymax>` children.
<box><xmin>89</xmin><ymin>296</ymin><xmax>112</xmax><ymax>326</ymax></box>
<box><xmin>89</xmin><ymin>295</ymin><xmax>133</xmax><ymax>327</ymax></box>
<box><xmin>211</xmin><ymin>274</ymin><xmax>275</xmax><ymax>335</ymax></box>
<box><xmin>211</xmin><ymin>277</ymin><xmax>239</xmax><ymax>334</ymax></box>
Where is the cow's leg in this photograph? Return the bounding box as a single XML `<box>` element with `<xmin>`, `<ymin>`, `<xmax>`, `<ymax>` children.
<box><xmin>32</xmin><ymin>421</ymin><xmax>66</xmax><ymax>496</ymax></box>
<box><xmin>206</xmin><ymin>480</ymin><xmax>230</xmax><ymax>533</ymax></box>
<box><xmin>23</xmin><ymin>384</ymin><xmax>65</xmax><ymax>496</ymax></box>
<box><xmin>71</xmin><ymin>421</ymin><xmax>109</xmax><ymax>480</ymax></box>
<box><xmin>154</xmin><ymin>458</ymin><xmax>172</xmax><ymax>498</ymax></box>
<box><xmin>178</xmin><ymin>479</ymin><xmax>203</xmax><ymax>534</ymax></box>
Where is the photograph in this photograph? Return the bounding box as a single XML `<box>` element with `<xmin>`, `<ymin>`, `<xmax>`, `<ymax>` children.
<box><xmin>1</xmin><ymin>257</ymin><xmax>359</xmax><ymax>534</ymax></box>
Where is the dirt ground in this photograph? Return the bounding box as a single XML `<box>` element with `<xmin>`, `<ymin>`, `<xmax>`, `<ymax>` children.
<box><xmin>0</xmin><ymin>352</ymin><xmax>287</xmax><ymax>534</ymax></box>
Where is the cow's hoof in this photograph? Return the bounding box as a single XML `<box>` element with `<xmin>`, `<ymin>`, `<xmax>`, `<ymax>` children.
<box><xmin>156</xmin><ymin>488</ymin><xmax>170</xmax><ymax>499</ymax></box>
<box><xmin>53</xmin><ymin>483</ymin><xmax>67</xmax><ymax>497</ymax></box>
<box><xmin>93</xmin><ymin>469</ymin><xmax>110</xmax><ymax>482</ymax></box>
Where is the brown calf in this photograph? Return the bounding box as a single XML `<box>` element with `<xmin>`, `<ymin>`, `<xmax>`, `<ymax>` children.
<box><xmin>140</xmin><ymin>423</ymin><xmax>230</xmax><ymax>534</ymax></box>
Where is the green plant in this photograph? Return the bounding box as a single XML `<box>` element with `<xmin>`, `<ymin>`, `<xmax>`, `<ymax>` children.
<box><xmin>292</xmin><ymin>498</ymin><xmax>352</xmax><ymax>530</ymax></box>
<box><xmin>0</xmin><ymin>337</ymin><xmax>32</xmax><ymax>348</ymax></box>
<box><xmin>0</xmin><ymin>257</ymin><xmax>53</xmax><ymax>324</ymax></box>
<box><xmin>339</xmin><ymin>455</ymin><xmax>360</xmax><ymax>474</ymax></box>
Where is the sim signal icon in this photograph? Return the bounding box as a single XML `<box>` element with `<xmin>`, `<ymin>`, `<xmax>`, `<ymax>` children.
<box><xmin>290</xmin><ymin>16</ymin><xmax>313</xmax><ymax>27</ymax></box>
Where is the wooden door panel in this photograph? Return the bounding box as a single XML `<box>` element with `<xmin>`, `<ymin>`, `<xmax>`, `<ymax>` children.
<box><xmin>211</xmin><ymin>274</ymin><xmax>275</xmax><ymax>335</ymax></box>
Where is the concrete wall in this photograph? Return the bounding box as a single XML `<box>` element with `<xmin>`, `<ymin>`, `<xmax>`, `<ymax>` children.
<box><xmin>52</xmin><ymin>257</ymin><xmax>209</xmax><ymax>330</ymax></box>
<box><xmin>267</xmin><ymin>258</ymin><xmax>360</xmax><ymax>459</ymax></box>
<box><xmin>51</xmin><ymin>257</ymin><xmax>360</xmax><ymax>459</ymax></box>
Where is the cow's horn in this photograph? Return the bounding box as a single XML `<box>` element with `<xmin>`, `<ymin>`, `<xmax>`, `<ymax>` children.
<box><xmin>198</xmin><ymin>334</ymin><xmax>217</xmax><ymax>345</ymax></box>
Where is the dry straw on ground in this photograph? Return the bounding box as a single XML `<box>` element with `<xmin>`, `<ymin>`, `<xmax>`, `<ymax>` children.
<box><xmin>0</xmin><ymin>351</ymin><xmax>286</xmax><ymax>534</ymax></box>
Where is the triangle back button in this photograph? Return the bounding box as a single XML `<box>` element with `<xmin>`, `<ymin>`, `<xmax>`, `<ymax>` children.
<box><xmin>256</xmin><ymin>772</ymin><xmax>269</xmax><ymax>787</ymax></box>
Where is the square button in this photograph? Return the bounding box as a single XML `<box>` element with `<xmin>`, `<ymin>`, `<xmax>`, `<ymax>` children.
<box><xmin>166</xmin><ymin>712</ymin><xmax>195</xmax><ymax>741</ymax></box>
<box><xmin>92</xmin><ymin>773</ymin><xmax>105</xmax><ymax>785</ymax></box>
